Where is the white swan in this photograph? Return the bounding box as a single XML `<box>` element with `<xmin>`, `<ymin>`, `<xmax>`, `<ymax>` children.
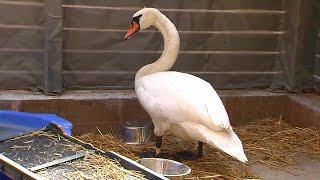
<box><xmin>125</xmin><ymin>8</ymin><xmax>248</xmax><ymax>163</ymax></box>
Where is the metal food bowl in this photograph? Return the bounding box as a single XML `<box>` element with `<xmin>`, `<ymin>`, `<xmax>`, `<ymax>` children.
<box><xmin>122</xmin><ymin>120</ymin><xmax>154</xmax><ymax>144</ymax></box>
<box><xmin>137</xmin><ymin>158</ymin><xmax>191</xmax><ymax>180</ymax></box>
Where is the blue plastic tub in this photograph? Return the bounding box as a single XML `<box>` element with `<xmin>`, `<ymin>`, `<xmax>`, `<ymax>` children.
<box><xmin>0</xmin><ymin>110</ymin><xmax>72</xmax><ymax>141</ymax></box>
<box><xmin>0</xmin><ymin>172</ymin><xmax>11</xmax><ymax>180</ymax></box>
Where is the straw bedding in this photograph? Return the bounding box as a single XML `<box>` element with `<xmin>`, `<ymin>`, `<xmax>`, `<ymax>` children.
<box><xmin>77</xmin><ymin>118</ymin><xmax>320</xmax><ymax>179</ymax></box>
<box><xmin>36</xmin><ymin>152</ymin><xmax>145</xmax><ymax>180</ymax></box>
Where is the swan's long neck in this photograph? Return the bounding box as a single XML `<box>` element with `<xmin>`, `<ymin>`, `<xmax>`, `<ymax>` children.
<box><xmin>135</xmin><ymin>13</ymin><xmax>180</xmax><ymax>80</ymax></box>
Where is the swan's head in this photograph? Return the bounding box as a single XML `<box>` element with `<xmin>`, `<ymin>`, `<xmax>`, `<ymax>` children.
<box><xmin>125</xmin><ymin>8</ymin><xmax>160</xmax><ymax>40</ymax></box>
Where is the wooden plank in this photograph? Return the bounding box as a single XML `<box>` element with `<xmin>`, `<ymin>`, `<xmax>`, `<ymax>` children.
<box><xmin>43</xmin><ymin>0</ymin><xmax>62</xmax><ymax>94</ymax></box>
<box><xmin>63</xmin><ymin>0</ymin><xmax>282</xmax><ymax>10</ymax></box>
<box><xmin>63</xmin><ymin>7</ymin><xmax>282</xmax><ymax>31</ymax></box>
<box><xmin>63</xmin><ymin>31</ymin><xmax>279</xmax><ymax>51</ymax></box>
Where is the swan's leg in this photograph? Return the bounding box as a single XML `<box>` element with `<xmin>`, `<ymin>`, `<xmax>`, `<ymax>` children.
<box><xmin>155</xmin><ymin>136</ymin><xmax>162</xmax><ymax>155</ymax></box>
<box><xmin>198</xmin><ymin>141</ymin><xmax>203</xmax><ymax>158</ymax></box>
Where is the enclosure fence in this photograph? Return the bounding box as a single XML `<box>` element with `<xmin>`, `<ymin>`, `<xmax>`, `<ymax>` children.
<box><xmin>315</xmin><ymin>18</ymin><xmax>320</xmax><ymax>92</ymax></box>
<box><xmin>0</xmin><ymin>0</ymin><xmax>319</xmax><ymax>95</ymax></box>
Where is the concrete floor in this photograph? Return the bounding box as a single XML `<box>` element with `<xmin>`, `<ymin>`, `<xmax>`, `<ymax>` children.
<box><xmin>250</xmin><ymin>155</ymin><xmax>320</xmax><ymax>180</ymax></box>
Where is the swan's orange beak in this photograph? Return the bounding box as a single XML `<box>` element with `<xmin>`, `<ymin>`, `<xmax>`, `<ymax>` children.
<box><xmin>125</xmin><ymin>21</ymin><xmax>140</xmax><ymax>40</ymax></box>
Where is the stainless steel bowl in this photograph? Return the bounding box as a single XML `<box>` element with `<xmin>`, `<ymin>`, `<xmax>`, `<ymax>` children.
<box><xmin>122</xmin><ymin>120</ymin><xmax>154</xmax><ymax>144</ymax></box>
<box><xmin>137</xmin><ymin>158</ymin><xmax>191</xmax><ymax>180</ymax></box>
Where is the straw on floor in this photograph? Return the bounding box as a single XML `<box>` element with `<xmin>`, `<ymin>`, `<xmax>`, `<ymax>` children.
<box><xmin>77</xmin><ymin>118</ymin><xmax>320</xmax><ymax>179</ymax></box>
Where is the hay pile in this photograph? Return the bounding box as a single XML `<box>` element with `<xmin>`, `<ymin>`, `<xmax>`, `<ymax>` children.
<box><xmin>77</xmin><ymin>118</ymin><xmax>320</xmax><ymax>179</ymax></box>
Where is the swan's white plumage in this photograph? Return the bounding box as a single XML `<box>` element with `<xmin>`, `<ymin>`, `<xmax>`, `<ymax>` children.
<box><xmin>128</xmin><ymin>8</ymin><xmax>248</xmax><ymax>163</ymax></box>
<box><xmin>136</xmin><ymin>71</ymin><xmax>248</xmax><ymax>162</ymax></box>
<box><xmin>136</xmin><ymin>71</ymin><xmax>230</xmax><ymax>132</ymax></box>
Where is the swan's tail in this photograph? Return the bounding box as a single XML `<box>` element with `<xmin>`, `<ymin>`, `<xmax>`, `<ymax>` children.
<box><xmin>180</xmin><ymin>122</ymin><xmax>248</xmax><ymax>163</ymax></box>
<box><xmin>206</xmin><ymin>128</ymin><xmax>248</xmax><ymax>163</ymax></box>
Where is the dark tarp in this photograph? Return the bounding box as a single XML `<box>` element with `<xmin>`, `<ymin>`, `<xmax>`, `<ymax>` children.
<box><xmin>0</xmin><ymin>0</ymin><xmax>44</xmax><ymax>90</ymax></box>
<box><xmin>313</xmin><ymin>0</ymin><xmax>320</xmax><ymax>92</ymax></box>
<box><xmin>0</xmin><ymin>0</ymin><xmax>318</xmax><ymax>93</ymax></box>
<box><xmin>315</xmin><ymin>29</ymin><xmax>320</xmax><ymax>92</ymax></box>
<box><xmin>271</xmin><ymin>0</ymin><xmax>320</xmax><ymax>92</ymax></box>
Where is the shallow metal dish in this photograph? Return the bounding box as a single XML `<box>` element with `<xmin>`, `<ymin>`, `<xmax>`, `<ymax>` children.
<box><xmin>137</xmin><ymin>158</ymin><xmax>191</xmax><ymax>180</ymax></box>
<box><xmin>122</xmin><ymin>120</ymin><xmax>154</xmax><ymax>144</ymax></box>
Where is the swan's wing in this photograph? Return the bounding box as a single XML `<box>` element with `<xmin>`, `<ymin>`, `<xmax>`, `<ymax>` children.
<box><xmin>135</xmin><ymin>71</ymin><xmax>230</xmax><ymax>131</ymax></box>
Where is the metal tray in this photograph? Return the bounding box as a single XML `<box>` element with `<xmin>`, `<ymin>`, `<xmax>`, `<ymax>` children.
<box><xmin>0</xmin><ymin>123</ymin><xmax>167</xmax><ymax>180</ymax></box>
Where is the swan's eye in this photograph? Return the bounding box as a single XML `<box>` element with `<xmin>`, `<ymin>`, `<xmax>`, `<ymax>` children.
<box><xmin>132</xmin><ymin>14</ymin><xmax>142</xmax><ymax>24</ymax></box>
